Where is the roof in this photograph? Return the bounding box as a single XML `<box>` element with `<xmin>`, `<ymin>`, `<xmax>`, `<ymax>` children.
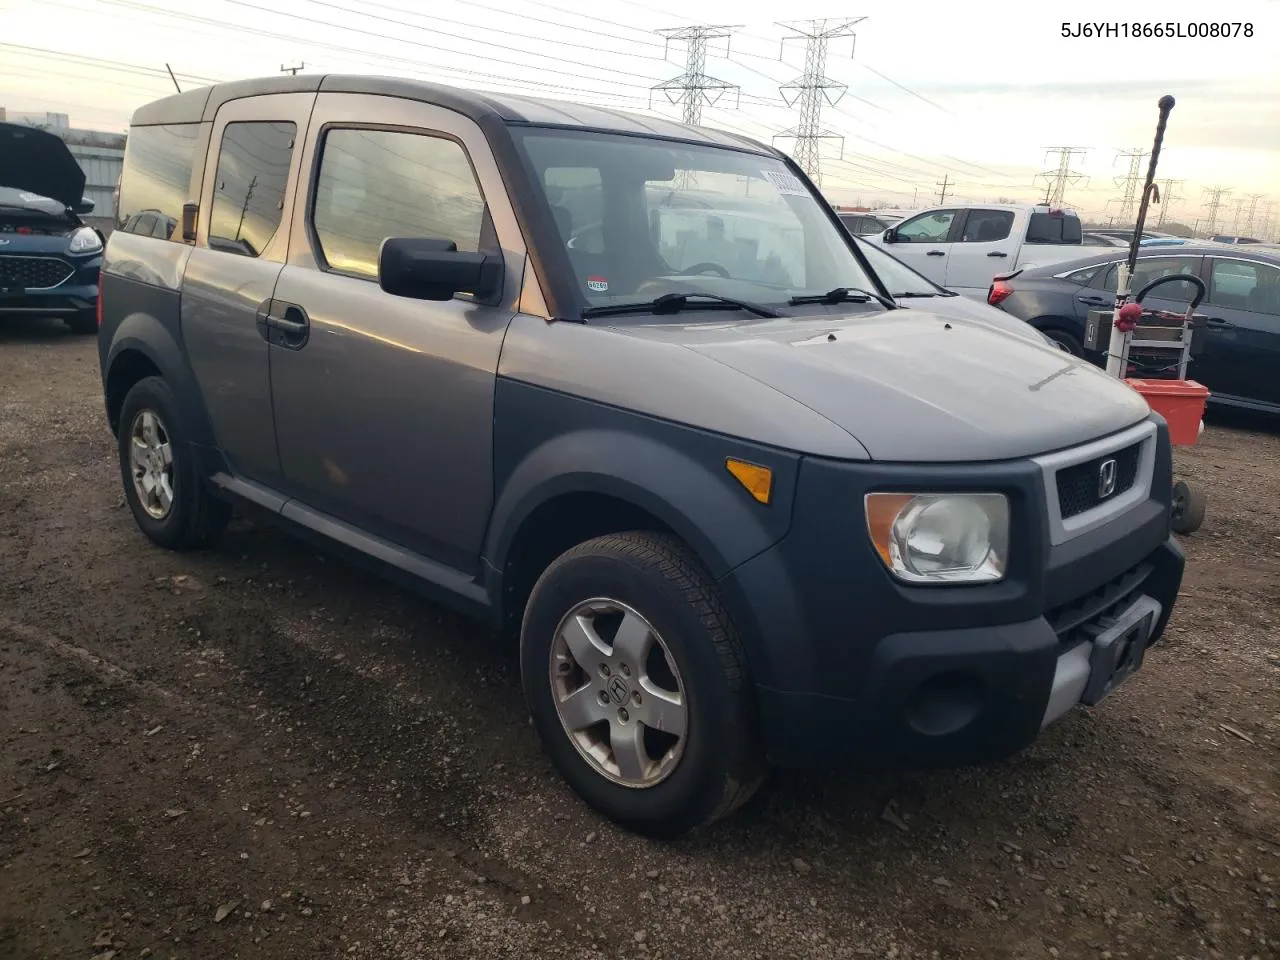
<box><xmin>130</xmin><ymin>74</ymin><xmax>769</xmax><ymax>154</ymax></box>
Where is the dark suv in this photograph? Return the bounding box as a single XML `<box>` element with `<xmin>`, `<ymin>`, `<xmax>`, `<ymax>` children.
<box><xmin>99</xmin><ymin>75</ymin><xmax>1185</xmax><ymax>836</ymax></box>
<box><xmin>0</xmin><ymin>123</ymin><xmax>102</xmax><ymax>333</ymax></box>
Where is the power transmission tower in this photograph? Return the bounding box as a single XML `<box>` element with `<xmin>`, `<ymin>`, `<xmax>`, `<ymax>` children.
<box><xmin>1200</xmin><ymin>186</ymin><xmax>1231</xmax><ymax>237</ymax></box>
<box><xmin>1110</xmin><ymin>149</ymin><xmax>1148</xmax><ymax>224</ymax></box>
<box><xmin>1036</xmin><ymin>147</ymin><xmax>1089</xmax><ymax>207</ymax></box>
<box><xmin>650</xmin><ymin>25</ymin><xmax>741</xmax><ymax>126</ymax></box>
<box><xmin>281</xmin><ymin>62</ymin><xmax>306</xmax><ymax>76</ymax></box>
<box><xmin>771</xmin><ymin>18</ymin><xmax>866</xmax><ymax>185</ymax></box>
<box><xmin>1229</xmin><ymin>196</ymin><xmax>1248</xmax><ymax>233</ymax></box>
<box><xmin>935</xmin><ymin>174</ymin><xmax>952</xmax><ymax>204</ymax></box>
<box><xmin>1241</xmin><ymin>193</ymin><xmax>1265</xmax><ymax>235</ymax></box>
<box><xmin>1154</xmin><ymin>178</ymin><xmax>1183</xmax><ymax>228</ymax></box>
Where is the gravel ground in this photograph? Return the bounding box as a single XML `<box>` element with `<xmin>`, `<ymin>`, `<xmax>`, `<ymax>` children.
<box><xmin>1</xmin><ymin>317</ymin><xmax>1277</xmax><ymax>960</ymax></box>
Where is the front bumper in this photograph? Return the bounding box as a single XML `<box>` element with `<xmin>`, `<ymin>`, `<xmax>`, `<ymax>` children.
<box><xmin>718</xmin><ymin>414</ymin><xmax>1184</xmax><ymax>770</ymax></box>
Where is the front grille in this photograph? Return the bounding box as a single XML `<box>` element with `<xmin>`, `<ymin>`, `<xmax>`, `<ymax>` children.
<box><xmin>1056</xmin><ymin>441</ymin><xmax>1141</xmax><ymax>519</ymax></box>
<box><xmin>0</xmin><ymin>256</ymin><xmax>74</xmax><ymax>290</ymax></box>
<box><xmin>1046</xmin><ymin>562</ymin><xmax>1152</xmax><ymax>648</ymax></box>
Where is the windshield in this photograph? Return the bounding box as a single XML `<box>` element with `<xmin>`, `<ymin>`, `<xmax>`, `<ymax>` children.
<box><xmin>853</xmin><ymin>236</ymin><xmax>948</xmax><ymax>296</ymax></box>
<box><xmin>512</xmin><ymin>128</ymin><xmax>879</xmax><ymax>315</ymax></box>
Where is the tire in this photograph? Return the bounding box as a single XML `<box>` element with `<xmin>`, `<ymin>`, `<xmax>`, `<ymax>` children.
<box><xmin>1043</xmin><ymin>329</ymin><xmax>1083</xmax><ymax>357</ymax></box>
<box><xmin>65</xmin><ymin>309</ymin><xmax>98</xmax><ymax>335</ymax></box>
<box><xmin>117</xmin><ymin>376</ymin><xmax>231</xmax><ymax>550</ymax></box>
<box><xmin>1171</xmin><ymin>480</ymin><xmax>1206</xmax><ymax>535</ymax></box>
<box><xmin>520</xmin><ymin>531</ymin><xmax>767</xmax><ymax>838</ymax></box>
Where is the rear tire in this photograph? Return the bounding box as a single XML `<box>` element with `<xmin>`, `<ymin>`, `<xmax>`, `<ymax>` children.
<box><xmin>520</xmin><ymin>531</ymin><xmax>767</xmax><ymax>837</ymax></box>
<box><xmin>117</xmin><ymin>376</ymin><xmax>231</xmax><ymax>550</ymax></box>
<box><xmin>65</xmin><ymin>309</ymin><xmax>97</xmax><ymax>335</ymax></box>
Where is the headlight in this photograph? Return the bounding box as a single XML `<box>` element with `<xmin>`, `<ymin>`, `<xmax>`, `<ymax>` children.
<box><xmin>865</xmin><ymin>493</ymin><xmax>1009</xmax><ymax>584</ymax></box>
<box><xmin>68</xmin><ymin>226</ymin><xmax>103</xmax><ymax>254</ymax></box>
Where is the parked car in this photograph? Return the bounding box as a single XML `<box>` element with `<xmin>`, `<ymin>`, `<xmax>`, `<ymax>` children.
<box><xmin>850</xmin><ymin>235</ymin><xmax>1059</xmax><ymax>348</ymax></box>
<box><xmin>1210</xmin><ymin>236</ymin><xmax>1263</xmax><ymax>245</ymax></box>
<box><xmin>988</xmin><ymin>245</ymin><xmax>1280</xmax><ymax>414</ymax></box>
<box><xmin>100</xmin><ymin>75</ymin><xmax>1186</xmax><ymax>837</ymax></box>
<box><xmin>837</xmin><ymin>212</ymin><xmax>893</xmax><ymax>236</ymax></box>
<box><xmin>0</xmin><ymin>122</ymin><xmax>103</xmax><ymax>333</ymax></box>
<box><xmin>866</xmin><ymin>203</ymin><xmax>1113</xmax><ymax>299</ymax></box>
<box><xmin>1083</xmin><ymin>232</ymin><xmax>1128</xmax><ymax>248</ymax></box>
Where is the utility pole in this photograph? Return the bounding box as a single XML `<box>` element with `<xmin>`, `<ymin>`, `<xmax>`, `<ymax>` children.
<box><xmin>235</xmin><ymin>175</ymin><xmax>258</xmax><ymax>243</ymax></box>
<box><xmin>280</xmin><ymin>62</ymin><xmax>306</xmax><ymax>76</ymax></box>
<box><xmin>1154</xmin><ymin>178</ymin><xmax>1183</xmax><ymax>228</ymax></box>
<box><xmin>1111</xmin><ymin>148</ymin><xmax>1148</xmax><ymax>225</ymax></box>
<box><xmin>911</xmin><ymin>186</ymin><xmax>919</xmax><ymax>206</ymax></box>
<box><xmin>1036</xmin><ymin>146</ymin><xmax>1089</xmax><ymax>207</ymax></box>
<box><xmin>1200</xmin><ymin>186</ymin><xmax>1230</xmax><ymax>237</ymax></box>
<box><xmin>935</xmin><ymin>174</ymin><xmax>952</xmax><ymax>204</ymax></box>
<box><xmin>164</xmin><ymin>63</ymin><xmax>182</xmax><ymax>93</ymax></box>
<box><xmin>651</xmin><ymin>25</ymin><xmax>741</xmax><ymax>126</ymax></box>
<box><xmin>772</xmin><ymin>17</ymin><xmax>866</xmax><ymax>185</ymax></box>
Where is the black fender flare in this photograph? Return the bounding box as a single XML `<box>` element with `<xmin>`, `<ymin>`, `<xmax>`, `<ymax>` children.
<box><xmin>105</xmin><ymin>311</ymin><xmax>217</xmax><ymax>448</ymax></box>
<box><xmin>484</xmin><ymin>427</ymin><xmax>798</xmax><ymax>599</ymax></box>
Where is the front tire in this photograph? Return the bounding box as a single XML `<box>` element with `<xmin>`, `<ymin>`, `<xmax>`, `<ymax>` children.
<box><xmin>1044</xmin><ymin>329</ymin><xmax>1084</xmax><ymax>357</ymax></box>
<box><xmin>117</xmin><ymin>376</ymin><xmax>231</xmax><ymax>550</ymax></box>
<box><xmin>521</xmin><ymin>532</ymin><xmax>766</xmax><ymax>837</ymax></box>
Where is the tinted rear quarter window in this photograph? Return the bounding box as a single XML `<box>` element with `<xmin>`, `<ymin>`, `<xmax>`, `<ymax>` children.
<box><xmin>116</xmin><ymin>123</ymin><xmax>201</xmax><ymax>240</ymax></box>
<box><xmin>208</xmin><ymin>121</ymin><xmax>296</xmax><ymax>258</ymax></box>
<box><xmin>1026</xmin><ymin>212</ymin><xmax>1083</xmax><ymax>244</ymax></box>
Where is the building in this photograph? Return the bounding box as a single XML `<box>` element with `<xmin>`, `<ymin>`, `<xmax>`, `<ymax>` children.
<box><xmin>0</xmin><ymin>108</ymin><xmax>126</xmax><ymax>232</ymax></box>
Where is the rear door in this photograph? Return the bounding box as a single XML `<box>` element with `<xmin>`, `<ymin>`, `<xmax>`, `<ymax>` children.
<box><xmin>882</xmin><ymin>208</ymin><xmax>961</xmax><ymax>284</ymax></box>
<box><xmin>180</xmin><ymin>92</ymin><xmax>315</xmax><ymax>486</ymax></box>
<box><xmin>944</xmin><ymin>208</ymin><xmax>1017</xmax><ymax>293</ymax></box>
<box><xmin>1194</xmin><ymin>256</ymin><xmax>1280</xmax><ymax>407</ymax></box>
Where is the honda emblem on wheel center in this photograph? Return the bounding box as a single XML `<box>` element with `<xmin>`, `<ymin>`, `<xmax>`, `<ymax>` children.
<box><xmin>608</xmin><ymin>675</ymin><xmax>630</xmax><ymax>704</ymax></box>
<box><xmin>1098</xmin><ymin>458</ymin><xmax>1118</xmax><ymax>499</ymax></box>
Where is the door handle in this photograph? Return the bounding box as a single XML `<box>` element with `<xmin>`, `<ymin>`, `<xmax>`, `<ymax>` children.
<box><xmin>926</xmin><ymin>250</ymin><xmax>946</xmax><ymax>257</ymax></box>
<box><xmin>986</xmin><ymin>251</ymin><xmax>1009</xmax><ymax>258</ymax></box>
<box><xmin>1204</xmin><ymin>316</ymin><xmax>1234</xmax><ymax>328</ymax></box>
<box><xmin>266</xmin><ymin>301</ymin><xmax>311</xmax><ymax>348</ymax></box>
<box><xmin>1078</xmin><ymin>295</ymin><xmax>1109</xmax><ymax>306</ymax></box>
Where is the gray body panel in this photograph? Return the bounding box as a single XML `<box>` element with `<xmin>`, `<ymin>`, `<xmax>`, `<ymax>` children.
<box><xmin>180</xmin><ymin>91</ymin><xmax>317</xmax><ymax>485</ymax></box>
<box><xmin>269</xmin><ymin>93</ymin><xmax>526</xmax><ymax>569</ymax></box>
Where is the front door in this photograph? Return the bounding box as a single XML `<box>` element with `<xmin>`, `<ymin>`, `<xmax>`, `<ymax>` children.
<box><xmin>1194</xmin><ymin>256</ymin><xmax>1280</xmax><ymax>408</ymax></box>
<box><xmin>267</xmin><ymin>93</ymin><xmax>530</xmax><ymax>572</ymax></box>
<box><xmin>944</xmin><ymin>208</ymin><xmax>1017</xmax><ymax>294</ymax></box>
<box><xmin>882</xmin><ymin>208</ymin><xmax>961</xmax><ymax>284</ymax></box>
<box><xmin>180</xmin><ymin>92</ymin><xmax>315</xmax><ymax>484</ymax></box>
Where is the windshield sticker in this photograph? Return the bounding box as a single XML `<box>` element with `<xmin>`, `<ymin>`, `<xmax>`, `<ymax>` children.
<box><xmin>763</xmin><ymin>170</ymin><xmax>809</xmax><ymax>198</ymax></box>
<box><xmin>586</xmin><ymin>275</ymin><xmax>609</xmax><ymax>293</ymax></box>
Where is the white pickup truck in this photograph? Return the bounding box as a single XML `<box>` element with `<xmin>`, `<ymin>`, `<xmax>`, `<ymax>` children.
<box><xmin>866</xmin><ymin>203</ymin><xmax>1114</xmax><ymax>299</ymax></box>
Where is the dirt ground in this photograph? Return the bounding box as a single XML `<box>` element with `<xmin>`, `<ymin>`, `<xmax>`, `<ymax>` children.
<box><xmin>1</xmin><ymin>317</ymin><xmax>1277</xmax><ymax>960</ymax></box>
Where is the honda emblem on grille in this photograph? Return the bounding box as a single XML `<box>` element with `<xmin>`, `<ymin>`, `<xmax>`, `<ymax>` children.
<box><xmin>1098</xmin><ymin>458</ymin><xmax>1118</xmax><ymax>499</ymax></box>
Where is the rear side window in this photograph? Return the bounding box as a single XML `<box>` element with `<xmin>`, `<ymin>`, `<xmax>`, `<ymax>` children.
<box><xmin>115</xmin><ymin>123</ymin><xmax>201</xmax><ymax>241</ymax></box>
<box><xmin>1026</xmin><ymin>212</ymin><xmax>1083</xmax><ymax>244</ymax></box>
<box><xmin>208</xmin><ymin>121</ymin><xmax>296</xmax><ymax>258</ymax></box>
<box><xmin>1210</xmin><ymin>259</ymin><xmax>1280</xmax><ymax>313</ymax></box>
<box><xmin>1064</xmin><ymin>264</ymin><xmax>1105</xmax><ymax>285</ymax></box>
<box><xmin>959</xmin><ymin>209</ymin><xmax>1014</xmax><ymax>243</ymax></box>
<box><xmin>1100</xmin><ymin>257</ymin><xmax>1200</xmax><ymax>302</ymax></box>
<box><xmin>311</xmin><ymin>128</ymin><xmax>487</xmax><ymax>279</ymax></box>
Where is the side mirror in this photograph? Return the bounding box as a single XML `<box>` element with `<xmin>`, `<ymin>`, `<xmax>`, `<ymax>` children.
<box><xmin>75</xmin><ymin>197</ymin><xmax>96</xmax><ymax>215</ymax></box>
<box><xmin>378</xmin><ymin>237</ymin><xmax>502</xmax><ymax>302</ymax></box>
<box><xmin>882</xmin><ymin>227</ymin><xmax>896</xmax><ymax>242</ymax></box>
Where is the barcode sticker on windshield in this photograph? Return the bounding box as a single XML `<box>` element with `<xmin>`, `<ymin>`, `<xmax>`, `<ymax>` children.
<box><xmin>763</xmin><ymin>170</ymin><xmax>809</xmax><ymax>197</ymax></box>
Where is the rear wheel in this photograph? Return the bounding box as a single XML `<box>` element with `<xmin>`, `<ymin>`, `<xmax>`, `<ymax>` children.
<box><xmin>520</xmin><ymin>532</ymin><xmax>766</xmax><ymax>837</ymax></box>
<box><xmin>117</xmin><ymin>376</ymin><xmax>230</xmax><ymax>550</ymax></box>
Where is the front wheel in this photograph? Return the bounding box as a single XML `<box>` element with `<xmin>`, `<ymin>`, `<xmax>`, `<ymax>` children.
<box><xmin>520</xmin><ymin>532</ymin><xmax>766</xmax><ymax>837</ymax></box>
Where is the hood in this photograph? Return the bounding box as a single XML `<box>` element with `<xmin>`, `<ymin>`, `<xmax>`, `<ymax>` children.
<box><xmin>895</xmin><ymin>293</ymin><xmax>1050</xmax><ymax>346</ymax></box>
<box><xmin>609</xmin><ymin>311</ymin><xmax>1151</xmax><ymax>462</ymax></box>
<box><xmin>0</xmin><ymin>122</ymin><xmax>86</xmax><ymax>210</ymax></box>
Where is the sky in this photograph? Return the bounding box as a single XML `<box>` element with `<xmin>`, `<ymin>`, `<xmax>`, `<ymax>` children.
<box><xmin>1</xmin><ymin>0</ymin><xmax>1278</xmax><ymax>228</ymax></box>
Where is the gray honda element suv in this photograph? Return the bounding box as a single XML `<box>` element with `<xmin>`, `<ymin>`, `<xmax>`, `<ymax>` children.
<box><xmin>99</xmin><ymin>75</ymin><xmax>1184</xmax><ymax>836</ymax></box>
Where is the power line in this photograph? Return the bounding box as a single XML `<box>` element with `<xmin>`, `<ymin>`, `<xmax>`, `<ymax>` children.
<box><xmin>771</xmin><ymin>17</ymin><xmax>865</xmax><ymax>185</ymax></box>
<box><xmin>650</xmin><ymin>25</ymin><xmax>741</xmax><ymax>125</ymax></box>
<box><xmin>1036</xmin><ymin>147</ymin><xmax>1089</xmax><ymax>206</ymax></box>
<box><xmin>1155</xmin><ymin>178</ymin><xmax>1183</xmax><ymax>227</ymax></box>
<box><xmin>1200</xmin><ymin>186</ymin><xmax>1231</xmax><ymax>236</ymax></box>
<box><xmin>1110</xmin><ymin>148</ymin><xmax>1149</xmax><ymax>224</ymax></box>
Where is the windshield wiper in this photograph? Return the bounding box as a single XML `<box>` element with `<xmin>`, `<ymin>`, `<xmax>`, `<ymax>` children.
<box><xmin>581</xmin><ymin>291</ymin><xmax>782</xmax><ymax>320</ymax></box>
<box><xmin>788</xmin><ymin>287</ymin><xmax>897</xmax><ymax>310</ymax></box>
